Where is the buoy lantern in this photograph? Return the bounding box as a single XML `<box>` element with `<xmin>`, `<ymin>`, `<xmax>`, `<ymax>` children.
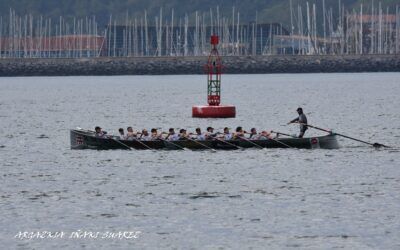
<box><xmin>192</xmin><ymin>35</ymin><xmax>236</xmax><ymax>118</ymax></box>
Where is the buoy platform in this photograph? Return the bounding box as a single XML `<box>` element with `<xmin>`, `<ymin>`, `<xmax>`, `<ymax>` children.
<box><xmin>192</xmin><ymin>105</ymin><xmax>236</xmax><ymax>118</ymax></box>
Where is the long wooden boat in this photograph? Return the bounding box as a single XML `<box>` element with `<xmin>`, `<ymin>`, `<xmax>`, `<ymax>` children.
<box><xmin>70</xmin><ymin>129</ymin><xmax>340</xmax><ymax>150</ymax></box>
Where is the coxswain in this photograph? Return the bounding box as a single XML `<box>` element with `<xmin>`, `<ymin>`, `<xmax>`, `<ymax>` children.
<box><xmin>94</xmin><ymin>126</ymin><xmax>107</xmax><ymax>137</ymax></box>
<box><xmin>194</xmin><ymin>128</ymin><xmax>206</xmax><ymax>140</ymax></box>
<box><xmin>288</xmin><ymin>107</ymin><xmax>308</xmax><ymax>138</ymax></box>
<box><xmin>118</xmin><ymin>128</ymin><xmax>125</xmax><ymax>140</ymax></box>
<box><xmin>126</xmin><ymin>127</ymin><xmax>137</xmax><ymax>140</ymax></box>
<box><xmin>166</xmin><ymin>128</ymin><xmax>179</xmax><ymax>141</ymax></box>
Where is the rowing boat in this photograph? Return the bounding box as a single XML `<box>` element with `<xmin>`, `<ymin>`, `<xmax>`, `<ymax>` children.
<box><xmin>70</xmin><ymin>129</ymin><xmax>340</xmax><ymax>150</ymax></box>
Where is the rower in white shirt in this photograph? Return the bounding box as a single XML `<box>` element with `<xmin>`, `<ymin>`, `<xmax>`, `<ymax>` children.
<box><xmin>166</xmin><ymin>128</ymin><xmax>179</xmax><ymax>141</ymax></box>
<box><xmin>205</xmin><ymin>127</ymin><xmax>216</xmax><ymax>140</ymax></box>
<box><xmin>248</xmin><ymin>128</ymin><xmax>260</xmax><ymax>140</ymax></box>
<box><xmin>139</xmin><ymin>129</ymin><xmax>151</xmax><ymax>141</ymax></box>
<box><xmin>179</xmin><ymin>129</ymin><xmax>189</xmax><ymax>140</ymax></box>
<box><xmin>193</xmin><ymin>128</ymin><xmax>206</xmax><ymax>140</ymax></box>
<box><xmin>126</xmin><ymin>127</ymin><xmax>137</xmax><ymax>140</ymax></box>
<box><xmin>94</xmin><ymin>126</ymin><xmax>107</xmax><ymax>138</ymax></box>
<box><xmin>222</xmin><ymin>127</ymin><xmax>233</xmax><ymax>140</ymax></box>
<box><xmin>259</xmin><ymin>130</ymin><xmax>273</xmax><ymax>140</ymax></box>
<box><xmin>118</xmin><ymin>128</ymin><xmax>126</xmax><ymax>140</ymax></box>
<box><xmin>151</xmin><ymin>128</ymin><xmax>162</xmax><ymax>140</ymax></box>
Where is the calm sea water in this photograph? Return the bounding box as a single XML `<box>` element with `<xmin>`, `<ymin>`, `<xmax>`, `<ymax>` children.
<box><xmin>0</xmin><ymin>73</ymin><xmax>399</xmax><ymax>249</ymax></box>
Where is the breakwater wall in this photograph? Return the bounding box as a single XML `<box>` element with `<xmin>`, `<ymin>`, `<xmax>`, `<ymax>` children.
<box><xmin>0</xmin><ymin>55</ymin><xmax>399</xmax><ymax>76</ymax></box>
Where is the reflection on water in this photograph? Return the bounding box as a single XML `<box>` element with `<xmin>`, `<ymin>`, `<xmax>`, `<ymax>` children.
<box><xmin>0</xmin><ymin>73</ymin><xmax>399</xmax><ymax>249</ymax></box>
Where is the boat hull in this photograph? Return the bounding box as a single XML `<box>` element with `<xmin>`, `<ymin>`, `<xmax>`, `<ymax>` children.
<box><xmin>71</xmin><ymin>129</ymin><xmax>340</xmax><ymax>150</ymax></box>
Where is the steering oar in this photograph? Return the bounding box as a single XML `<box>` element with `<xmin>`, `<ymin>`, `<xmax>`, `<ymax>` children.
<box><xmin>291</xmin><ymin>122</ymin><xmax>390</xmax><ymax>148</ymax></box>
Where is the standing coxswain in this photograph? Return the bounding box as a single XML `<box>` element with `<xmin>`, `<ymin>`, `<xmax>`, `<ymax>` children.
<box><xmin>288</xmin><ymin>107</ymin><xmax>308</xmax><ymax>138</ymax></box>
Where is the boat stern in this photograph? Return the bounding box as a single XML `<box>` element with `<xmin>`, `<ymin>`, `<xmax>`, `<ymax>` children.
<box><xmin>315</xmin><ymin>134</ymin><xmax>340</xmax><ymax>149</ymax></box>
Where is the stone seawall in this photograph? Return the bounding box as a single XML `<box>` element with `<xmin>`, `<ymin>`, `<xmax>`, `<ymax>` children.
<box><xmin>0</xmin><ymin>55</ymin><xmax>399</xmax><ymax>76</ymax></box>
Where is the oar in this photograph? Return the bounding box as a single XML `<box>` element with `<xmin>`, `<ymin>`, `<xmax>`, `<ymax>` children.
<box><xmin>270</xmin><ymin>130</ymin><xmax>297</xmax><ymax>138</ymax></box>
<box><xmin>213</xmin><ymin>137</ymin><xmax>243</xmax><ymax>150</ymax></box>
<box><xmin>130</xmin><ymin>137</ymin><xmax>153</xmax><ymax>150</ymax></box>
<box><xmin>185</xmin><ymin>137</ymin><xmax>217</xmax><ymax>151</ymax></box>
<box><xmin>108</xmin><ymin>136</ymin><xmax>134</xmax><ymax>150</ymax></box>
<box><xmin>260</xmin><ymin>132</ymin><xmax>293</xmax><ymax>149</ymax></box>
<box><xmin>237</xmin><ymin>136</ymin><xmax>264</xmax><ymax>149</ymax></box>
<box><xmin>293</xmin><ymin>122</ymin><xmax>390</xmax><ymax>148</ymax></box>
<box><xmin>246</xmin><ymin>131</ymin><xmax>294</xmax><ymax>149</ymax></box>
<box><xmin>158</xmin><ymin>137</ymin><xmax>188</xmax><ymax>150</ymax></box>
<box><xmin>268</xmin><ymin>136</ymin><xmax>293</xmax><ymax>149</ymax></box>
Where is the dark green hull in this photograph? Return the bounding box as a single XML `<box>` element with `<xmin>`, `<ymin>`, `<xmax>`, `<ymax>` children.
<box><xmin>71</xmin><ymin>129</ymin><xmax>340</xmax><ymax>150</ymax></box>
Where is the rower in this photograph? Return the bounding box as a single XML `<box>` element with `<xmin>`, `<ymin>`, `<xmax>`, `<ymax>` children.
<box><xmin>257</xmin><ymin>130</ymin><xmax>273</xmax><ymax>140</ymax></box>
<box><xmin>126</xmin><ymin>127</ymin><xmax>137</xmax><ymax>140</ymax></box>
<box><xmin>194</xmin><ymin>128</ymin><xmax>206</xmax><ymax>140</ymax></box>
<box><xmin>205</xmin><ymin>127</ymin><xmax>216</xmax><ymax>139</ymax></box>
<box><xmin>179</xmin><ymin>129</ymin><xmax>188</xmax><ymax>140</ymax></box>
<box><xmin>288</xmin><ymin>107</ymin><xmax>308</xmax><ymax>138</ymax></box>
<box><xmin>248</xmin><ymin>128</ymin><xmax>259</xmax><ymax>140</ymax></box>
<box><xmin>234</xmin><ymin>126</ymin><xmax>246</xmax><ymax>139</ymax></box>
<box><xmin>166</xmin><ymin>128</ymin><xmax>179</xmax><ymax>141</ymax></box>
<box><xmin>140</xmin><ymin>129</ymin><xmax>151</xmax><ymax>141</ymax></box>
<box><xmin>118</xmin><ymin>128</ymin><xmax>126</xmax><ymax>140</ymax></box>
<box><xmin>151</xmin><ymin>128</ymin><xmax>161</xmax><ymax>140</ymax></box>
<box><xmin>94</xmin><ymin>126</ymin><xmax>107</xmax><ymax>138</ymax></box>
<box><xmin>222</xmin><ymin>127</ymin><xmax>233</xmax><ymax>140</ymax></box>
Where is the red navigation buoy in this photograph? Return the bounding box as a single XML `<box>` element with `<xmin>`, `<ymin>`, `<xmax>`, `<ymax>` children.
<box><xmin>192</xmin><ymin>105</ymin><xmax>236</xmax><ymax>118</ymax></box>
<box><xmin>192</xmin><ymin>35</ymin><xmax>236</xmax><ymax>118</ymax></box>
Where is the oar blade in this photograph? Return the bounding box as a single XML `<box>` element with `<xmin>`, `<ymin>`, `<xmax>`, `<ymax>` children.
<box><xmin>373</xmin><ymin>142</ymin><xmax>390</xmax><ymax>148</ymax></box>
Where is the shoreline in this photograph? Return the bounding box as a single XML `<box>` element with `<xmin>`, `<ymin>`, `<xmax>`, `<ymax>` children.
<box><xmin>0</xmin><ymin>55</ymin><xmax>399</xmax><ymax>77</ymax></box>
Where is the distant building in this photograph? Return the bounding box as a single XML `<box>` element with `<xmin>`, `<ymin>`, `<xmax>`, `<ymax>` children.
<box><xmin>272</xmin><ymin>14</ymin><xmax>399</xmax><ymax>55</ymax></box>
<box><xmin>274</xmin><ymin>35</ymin><xmax>317</xmax><ymax>55</ymax></box>
<box><xmin>347</xmin><ymin>14</ymin><xmax>398</xmax><ymax>54</ymax></box>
